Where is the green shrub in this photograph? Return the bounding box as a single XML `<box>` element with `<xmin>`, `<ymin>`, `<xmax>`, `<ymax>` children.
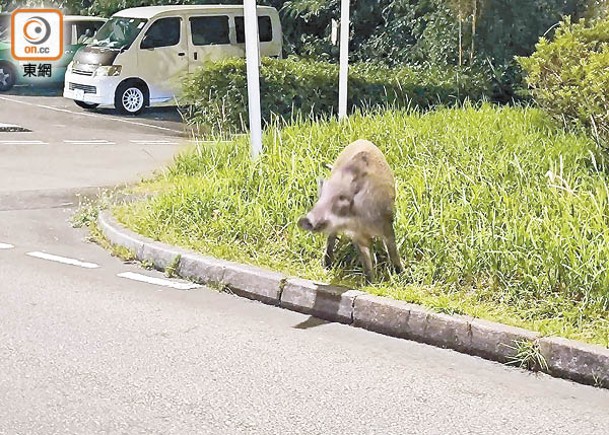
<box><xmin>518</xmin><ymin>17</ymin><xmax>609</xmax><ymax>137</ymax></box>
<box><xmin>180</xmin><ymin>57</ymin><xmax>491</xmax><ymax>136</ymax></box>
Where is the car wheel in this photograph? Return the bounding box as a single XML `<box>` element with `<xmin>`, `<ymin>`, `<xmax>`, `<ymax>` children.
<box><xmin>115</xmin><ymin>82</ymin><xmax>146</xmax><ymax>115</ymax></box>
<box><xmin>0</xmin><ymin>62</ymin><xmax>16</xmax><ymax>92</ymax></box>
<box><xmin>74</xmin><ymin>100</ymin><xmax>99</xmax><ymax>110</ymax></box>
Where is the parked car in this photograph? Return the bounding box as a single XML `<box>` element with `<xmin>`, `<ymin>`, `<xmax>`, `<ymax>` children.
<box><xmin>0</xmin><ymin>14</ymin><xmax>106</xmax><ymax>91</ymax></box>
<box><xmin>0</xmin><ymin>13</ymin><xmax>12</xmax><ymax>90</ymax></box>
<box><xmin>63</xmin><ymin>5</ymin><xmax>282</xmax><ymax>115</ymax></box>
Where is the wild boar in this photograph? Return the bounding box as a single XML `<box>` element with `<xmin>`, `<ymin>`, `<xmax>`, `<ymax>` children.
<box><xmin>298</xmin><ymin>139</ymin><xmax>403</xmax><ymax>282</ymax></box>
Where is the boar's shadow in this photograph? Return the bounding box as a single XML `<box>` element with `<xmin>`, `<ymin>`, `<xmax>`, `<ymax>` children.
<box><xmin>292</xmin><ymin>239</ymin><xmax>396</xmax><ymax>330</ymax></box>
<box><xmin>292</xmin><ymin>283</ymin><xmax>353</xmax><ymax>330</ymax></box>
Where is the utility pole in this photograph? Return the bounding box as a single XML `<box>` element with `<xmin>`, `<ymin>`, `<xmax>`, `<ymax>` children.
<box><xmin>338</xmin><ymin>0</ymin><xmax>350</xmax><ymax>119</ymax></box>
<box><xmin>244</xmin><ymin>0</ymin><xmax>263</xmax><ymax>158</ymax></box>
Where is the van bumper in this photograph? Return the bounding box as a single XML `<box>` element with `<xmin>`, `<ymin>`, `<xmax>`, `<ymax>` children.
<box><xmin>63</xmin><ymin>71</ymin><xmax>120</xmax><ymax>106</ymax></box>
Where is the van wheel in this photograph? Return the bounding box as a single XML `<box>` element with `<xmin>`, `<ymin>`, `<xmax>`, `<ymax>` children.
<box><xmin>74</xmin><ymin>100</ymin><xmax>99</xmax><ymax>110</ymax></box>
<box><xmin>115</xmin><ymin>82</ymin><xmax>146</xmax><ymax>115</ymax></box>
<box><xmin>0</xmin><ymin>62</ymin><xmax>16</xmax><ymax>92</ymax></box>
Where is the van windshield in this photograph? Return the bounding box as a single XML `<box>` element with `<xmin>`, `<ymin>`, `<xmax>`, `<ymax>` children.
<box><xmin>90</xmin><ymin>17</ymin><xmax>147</xmax><ymax>50</ymax></box>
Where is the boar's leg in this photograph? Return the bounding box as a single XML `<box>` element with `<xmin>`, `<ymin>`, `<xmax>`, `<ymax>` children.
<box><xmin>384</xmin><ymin>225</ymin><xmax>403</xmax><ymax>274</ymax></box>
<box><xmin>324</xmin><ymin>233</ymin><xmax>337</xmax><ymax>269</ymax></box>
<box><xmin>354</xmin><ymin>240</ymin><xmax>375</xmax><ymax>283</ymax></box>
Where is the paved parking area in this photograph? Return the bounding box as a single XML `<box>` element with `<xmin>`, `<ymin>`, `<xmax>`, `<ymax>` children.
<box><xmin>0</xmin><ymin>86</ymin><xmax>187</xmax><ymax>194</ymax></box>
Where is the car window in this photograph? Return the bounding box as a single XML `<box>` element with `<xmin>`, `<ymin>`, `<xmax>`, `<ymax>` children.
<box><xmin>0</xmin><ymin>15</ymin><xmax>9</xmax><ymax>42</ymax></box>
<box><xmin>235</xmin><ymin>16</ymin><xmax>273</xmax><ymax>43</ymax></box>
<box><xmin>75</xmin><ymin>21</ymin><xmax>104</xmax><ymax>45</ymax></box>
<box><xmin>63</xmin><ymin>23</ymin><xmax>73</xmax><ymax>46</ymax></box>
<box><xmin>91</xmin><ymin>17</ymin><xmax>147</xmax><ymax>50</ymax></box>
<box><xmin>190</xmin><ymin>16</ymin><xmax>229</xmax><ymax>46</ymax></box>
<box><xmin>141</xmin><ymin>17</ymin><xmax>181</xmax><ymax>49</ymax></box>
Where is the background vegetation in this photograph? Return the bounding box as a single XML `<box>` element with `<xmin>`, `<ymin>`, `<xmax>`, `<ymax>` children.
<box><xmin>519</xmin><ymin>17</ymin><xmax>609</xmax><ymax>139</ymax></box>
<box><xmin>181</xmin><ymin>57</ymin><xmax>491</xmax><ymax>135</ymax></box>
<box><xmin>4</xmin><ymin>0</ymin><xmax>606</xmax><ymax>113</ymax></box>
<box><xmin>2</xmin><ymin>0</ymin><xmax>607</xmax><ymax>68</ymax></box>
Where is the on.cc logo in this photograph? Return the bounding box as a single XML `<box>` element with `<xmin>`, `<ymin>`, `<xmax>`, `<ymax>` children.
<box><xmin>11</xmin><ymin>9</ymin><xmax>63</xmax><ymax>61</ymax></box>
<box><xmin>22</xmin><ymin>16</ymin><xmax>52</xmax><ymax>45</ymax></box>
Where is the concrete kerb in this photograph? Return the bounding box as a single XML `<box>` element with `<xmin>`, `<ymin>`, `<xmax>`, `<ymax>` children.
<box><xmin>98</xmin><ymin>211</ymin><xmax>286</xmax><ymax>304</ymax></box>
<box><xmin>98</xmin><ymin>211</ymin><xmax>145</xmax><ymax>259</ymax></box>
<box><xmin>281</xmin><ymin>278</ymin><xmax>365</xmax><ymax>324</ymax></box>
<box><xmin>97</xmin><ymin>210</ymin><xmax>609</xmax><ymax>389</ymax></box>
<box><xmin>539</xmin><ymin>337</ymin><xmax>609</xmax><ymax>387</ymax></box>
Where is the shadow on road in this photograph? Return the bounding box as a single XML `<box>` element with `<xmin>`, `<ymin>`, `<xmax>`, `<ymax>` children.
<box><xmin>2</xmin><ymin>85</ymin><xmax>63</xmax><ymax>97</ymax></box>
<box><xmin>291</xmin><ymin>281</ymin><xmax>364</xmax><ymax>331</ymax></box>
<box><xmin>92</xmin><ymin>106</ymin><xmax>184</xmax><ymax>123</ymax></box>
<box><xmin>293</xmin><ymin>316</ymin><xmax>330</xmax><ymax>330</ymax></box>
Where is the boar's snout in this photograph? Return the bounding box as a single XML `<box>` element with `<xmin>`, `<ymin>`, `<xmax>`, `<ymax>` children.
<box><xmin>298</xmin><ymin>215</ymin><xmax>328</xmax><ymax>232</ymax></box>
<box><xmin>298</xmin><ymin>216</ymin><xmax>314</xmax><ymax>231</ymax></box>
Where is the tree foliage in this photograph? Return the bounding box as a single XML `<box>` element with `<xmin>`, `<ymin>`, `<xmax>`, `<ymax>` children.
<box><xmin>2</xmin><ymin>0</ymin><xmax>607</xmax><ymax>67</ymax></box>
<box><xmin>279</xmin><ymin>0</ymin><xmax>609</xmax><ymax>66</ymax></box>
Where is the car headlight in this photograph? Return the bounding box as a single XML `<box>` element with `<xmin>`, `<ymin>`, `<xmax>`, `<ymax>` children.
<box><xmin>93</xmin><ymin>65</ymin><xmax>122</xmax><ymax>77</ymax></box>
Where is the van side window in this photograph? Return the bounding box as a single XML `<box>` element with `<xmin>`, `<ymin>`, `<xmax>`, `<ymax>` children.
<box><xmin>190</xmin><ymin>16</ymin><xmax>230</xmax><ymax>45</ymax></box>
<box><xmin>141</xmin><ymin>17</ymin><xmax>181</xmax><ymax>49</ymax></box>
<box><xmin>235</xmin><ymin>16</ymin><xmax>273</xmax><ymax>43</ymax></box>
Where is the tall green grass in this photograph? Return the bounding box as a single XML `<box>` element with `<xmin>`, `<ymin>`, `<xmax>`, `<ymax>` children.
<box><xmin>116</xmin><ymin>104</ymin><xmax>609</xmax><ymax>346</ymax></box>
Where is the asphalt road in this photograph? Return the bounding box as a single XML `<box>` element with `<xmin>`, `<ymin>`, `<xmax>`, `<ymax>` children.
<box><xmin>0</xmin><ymin>85</ymin><xmax>184</xmax><ymax>196</ymax></box>
<box><xmin>1</xmin><ymin>87</ymin><xmax>609</xmax><ymax>434</ymax></box>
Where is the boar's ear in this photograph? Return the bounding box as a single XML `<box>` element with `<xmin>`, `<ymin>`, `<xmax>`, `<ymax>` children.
<box><xmin>353</xmin><ymin>151</ymin><xmax>370</xmax><ymax>166</ymax></box>
<box><xmin>317</xmin><ymin>177</ymin><xmax>325</xmax><ymax>197</ymax></box>
<box><xmin>344</xmin><ymin>151</ymin><xmax>369</xmax><ymax>194</ymax></box>
<box><xmin>345</xmin><ymin>152</ymin><xmax>370</xmax><ymax>177</ymax></box>
<box><xmin>342</xmin><ymin>167</ymin><xmax>366</xmax><ymax>195</ymax></box>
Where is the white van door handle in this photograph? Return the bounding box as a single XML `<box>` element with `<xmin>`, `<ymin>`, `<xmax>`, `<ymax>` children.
<box><xmin>178</xmin><ymin>52</ymin><xmax>186</xmax><ymax>56</ymax></box>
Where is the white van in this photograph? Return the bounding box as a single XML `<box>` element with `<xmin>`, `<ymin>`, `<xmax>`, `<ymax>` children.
<box><xmin>63</xmin><ymin>5</ymin><xmax>282</xmax><ymax>115</ymax></box>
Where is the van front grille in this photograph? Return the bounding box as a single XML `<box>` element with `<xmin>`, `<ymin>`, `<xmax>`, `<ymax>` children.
<box><xmin>73</xmin><ymin>68</ymin><xmax>94</xmax><ymax>76</ymax></box>
<box><xmin>69</xmin><ymin>82</ymin><xmax>97</xmax><ymax>94</ymax></box>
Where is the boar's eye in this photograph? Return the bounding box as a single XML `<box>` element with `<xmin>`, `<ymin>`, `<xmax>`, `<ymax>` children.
<box><xmin>334</xmin><ymin>194</ymin><xmax>353</xmax><ymax>216</ymax></box>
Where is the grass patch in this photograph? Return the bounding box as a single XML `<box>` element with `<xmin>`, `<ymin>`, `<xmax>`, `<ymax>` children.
<box><xmin>506</xmin><ymin>339</ymin><xmax>548</xmax><ymax>372</ymax></box>
<box><xmin>71</xmin><ymin>191</ymin><xmax>138</xmax><ymax>263</ymax></box>
<box><xmin>114</xmin><ymin>103</ymin><xmax>609</xmax><ymax>347</ymax></box>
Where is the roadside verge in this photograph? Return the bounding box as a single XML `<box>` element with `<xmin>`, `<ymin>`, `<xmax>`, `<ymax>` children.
<box><xmin>98</xmin><ymin>210</ymin><xmax>609</xmax><ymax>388</ymax></box>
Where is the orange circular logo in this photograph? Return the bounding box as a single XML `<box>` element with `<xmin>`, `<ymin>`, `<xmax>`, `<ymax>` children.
<box><xmin>23</xmin><ymin>16</ymin><xmax>51</xmax><ymax>45</ymax></box>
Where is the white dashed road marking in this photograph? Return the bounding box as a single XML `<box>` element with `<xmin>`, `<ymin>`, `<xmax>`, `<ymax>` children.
<box><xmin>129</xmin><ymin>139</ymin><xmax>180</xmax><ymax>145</ymax></box>
<box><xmin>26</xmin><ymin>251</ymin><xmax>100</xmax><ymax>269</ymax></box>
<box><xmin>0</xmin><ymin>140</ymin><xmax>47</xmax><ymax>145</ymax></box>
<box><xmin>63</xmin><ymin>139</ymin><xmax>116</xmax><ymax>145</ymax></box>
<box><xmin>117</xmin><ymin>272</ymin><xmax>200</xmax><ymax>290</ymax></box>
<box><xmin>0</xmin><ymin>243</ymin><xmax>14</xmax><ymax>249</ymax></box>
